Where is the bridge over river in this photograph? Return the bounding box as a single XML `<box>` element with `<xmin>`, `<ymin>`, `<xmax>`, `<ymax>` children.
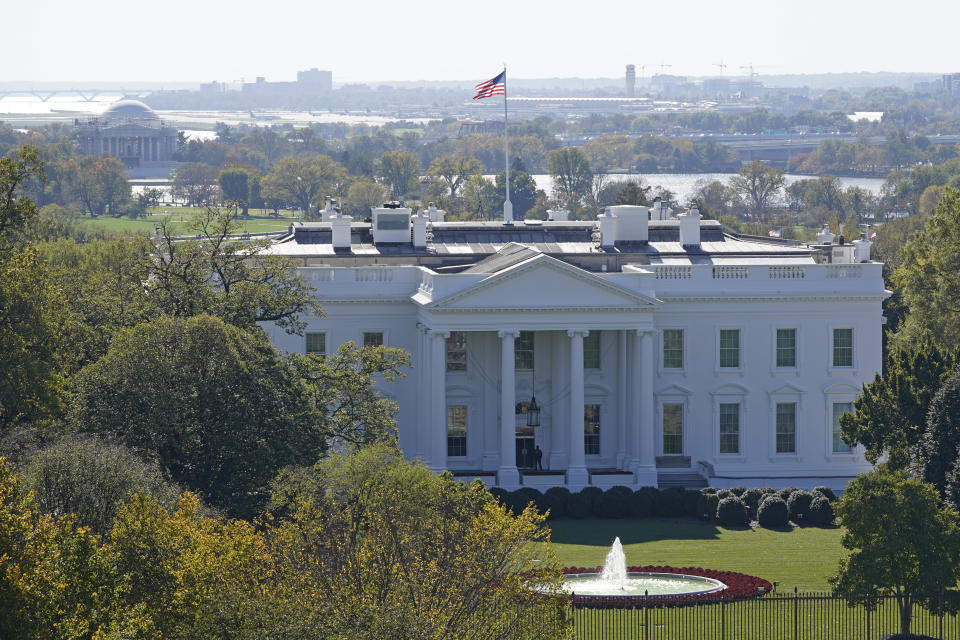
<box><xmin>0</xmin><ymin>89</ymin><xmax>153</xmax><ymax>102</ymax></box>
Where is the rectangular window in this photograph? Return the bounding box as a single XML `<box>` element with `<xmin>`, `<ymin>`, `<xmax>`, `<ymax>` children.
<box><xmin>362</xmin><ymin>331</ymin><xmax>384</xmax><ymax>348</ymax></box>
<box><xmin>776</xmin><ymin>329</ymin><xmax>796</xmax><ymax>368</ymax></box>
<box><xmin>583</xmin><ymin>331</ymin><xmax>601</xmax><ymax>369</ymax></box>
<box><xmin>446</xmin><ymin>332</ymin><xmax>467</xmax><ymax>371</ymax></box>
<box><xmin>776</xmin><ymin>402</ymin><xmax>797</xmax><ymax>454</ymax></box>
<box><xmin>305</xmin><ymin>332</ymin><xmax>326</xmax><ymax>356</ymax></box>
<box><xmin>719</xmin><ymin>403</ymin><xmax>740</xmax><ymax>454</ymax></box>
<box><xmin>515</xmin><ymin>331</ymin><xmax>535</xmax><ymax>370</ymax></box>
<box><xmin>832</xmin><ymin>402</ymin><xmax>854</xmax><ymax>453</ymax></box>
<box><xmin>663</xmin><ymin>329</ymin><xmax>683</xmax><ymax>369</ymax></box>
<box><xmin>833</xmin><ymin>328</ymin><xmax>853</xmax><ymax>367</ymax></box>
<box><xmin>663</xmin><ymin>403</ymin><xmax>684</xmax><ymax>455</ymax></box>
<box><xmin>447</xmin><ymin>405</ymin><xmax>467</xmax><ymax>457</ymax></box>
<box><xmin>719</xmin><ymin>329</ymin><xmax>740</xmax><ymax>368</ymax></box>
<box><xmin>584</xmin><ymin>404</ymin><xmax>601</xmax><ymax>455</ymax></box>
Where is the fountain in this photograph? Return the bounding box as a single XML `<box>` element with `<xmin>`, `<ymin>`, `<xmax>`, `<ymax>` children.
<box><xmin>562</xmin><ymin>537</ymin><xmax>728</xmax><ymax>598</ymax></box>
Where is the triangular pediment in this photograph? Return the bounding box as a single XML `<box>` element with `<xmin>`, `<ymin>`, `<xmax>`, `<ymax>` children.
<box><xmin>428</xmin><ymin>254</ymin><xmax>660</xmax><ymax>310</ymax></box>
<box><xmin>769</xmin><ymin>382</ymin><xmax>806</xmax><ymax>395</ymax></box>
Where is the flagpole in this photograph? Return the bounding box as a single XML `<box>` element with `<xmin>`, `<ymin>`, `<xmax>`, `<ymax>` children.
<box><xmin>503</xmin><ymin>64</ymin><xmax>513</xmax><ymax>225</ymax></box>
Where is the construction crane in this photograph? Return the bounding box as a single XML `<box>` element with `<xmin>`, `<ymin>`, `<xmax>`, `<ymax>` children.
<box><xmin>659</xmin><ymin>63</ymin><xmax>672</xmax><ymax>75</ymax></box>
<box><xmin>740</xmin><ymin>63</ymin><xmax>759</xmax><ymax>94</ymax></box>
<box><xmin>714</xmin><ymin>61</ymin><xmax>727</xmax><ymax>75</ymax></box>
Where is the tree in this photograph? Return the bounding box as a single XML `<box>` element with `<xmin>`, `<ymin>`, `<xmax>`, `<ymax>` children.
<box><xmin>267</xmin><ymin>444</ymin><xmax>570</xmax><ymax>638</ymax></box>
<box><xmin>893</xmin><ymin>188</ymin><xmax>960</xmax><ymax>349</ymax></box>
<box><xmin>169</xmin><ymin>162</ymin><xmax>219</xmax><ymax>207</ymax></box>
<box><xmin>218</xmin><ymin>167</ymin><xmax>251</xmax><ymax>216</ymax></box>
<box><xmin>614</xmin><ymin>180</ymin><xmax>651</xmax><ymax>206</ymax></box>
<box><xmin>428</xmin><ymin>154</ymin><xmax>483</xmax><ymax>198</ymax></box>
<box><xmin>261</xmin><ymin>154</ymin><xmax>344</xmax><ymax>216</ymax></box>
<box><xmin>547</xmin><ymin>148</ymin><xmax>592</xmax><ymax>207</ymax></box>
<box><xmin>918</xmin><ymin>370</ymin><xmax>960</xmax><ymax>503</ymax></box>
<box><xmin>290</xmin><ymin>342</ymin><xmax>410</xmax><ymax>449</ymax></box>
<box><xmin>840</xmin><ymin>340</ymin><xmax>957</xmax><ymax>469</ymax></box>
<box><xmin>831</xmin><ymin>469</ymin><xmax>960</xmax><ymax>637</ymax></box>
<box><xmin>495</xmin><ymin>167</ymin><xmax>541</xmax><ymax>217</ymax></box>
<box><xmin>0</xmin><ymin>146</ymin><xmax>45</xmax><ymax>246</ymax></box>
<box><xmin>461</xmin><ymin>175</ymin><xmax>498</xmax><ymax>220</ymax></box>
<box><xmin>728</xmin><ymin>160</ymin><xmax>785</xmax><ymax>218</ymax></box>
<box><xmin>378</xmin><ymin>150</ymin><xmax>420</xmax><ymax>199</ymax></box>
<box><xmin>21</xmin><ymin>435</ymin><xmax>180</xmax><ymax>535</ymax></box>
<box><xmin>149</xmin><ymin>207</ymin><xmax>320</xmax><ymax>334</ymax></box>
<box><xmin>69</xmin><ymin>314</ymin><xmax>321</xmax><ymax>517</ymax></box>
<box><xmin>66</xmin><ymin>154</ymin><xmax>131</xmax><ymax>217</ymax></box>
<box><xmin>345</xmin><ymin>178</ymin><xmax>389</xmax><ymax>216</ymax></box>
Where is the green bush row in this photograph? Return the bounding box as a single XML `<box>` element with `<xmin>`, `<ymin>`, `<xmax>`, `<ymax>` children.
<box><xmin>488</xmin><ymin>485</ymin><xmax>701</xmax><ymax>520</ymax></box>
<box><xmin>700</xmin><ymin>486</ymin><xmax>836</xmax><ymax>528</ymax></box>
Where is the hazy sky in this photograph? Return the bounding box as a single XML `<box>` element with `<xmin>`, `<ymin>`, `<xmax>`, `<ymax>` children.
<box><xmin>7</xmin><ymin>0</ymin><xmax>959</xmax><ymax>83</ymax></box>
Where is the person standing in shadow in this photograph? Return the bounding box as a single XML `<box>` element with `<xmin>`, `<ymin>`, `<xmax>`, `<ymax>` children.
<box><xmin>534</xmin><ymin>445</ymin><xmax>543</xmax><ymax>471</ymax></box>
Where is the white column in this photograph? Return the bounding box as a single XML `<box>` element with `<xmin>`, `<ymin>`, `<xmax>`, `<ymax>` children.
<box><xmin>497</xmin><ymin>330</ymin><xmax>520</xmax><ymax>488</ymax></box>
<box><xmin>628</xmin><ymin>330</ymin><xmax>643</xmax><ymax>472</ymax></box>
<box><xmin>636</xmin><ymin>329</ymin><xmax>658</xmax><ymax>486</ymax></box>
<box><xmin>430</xmin><ymin>330</ymin><xmax>449</xmax><ymax>473</ymax></box>
<box><xmin>617</xmin><ymin>330</ymin><xmax>628</xmax><ymax>470</ymax></box>
<box><xmin>415</xmin><ymin>324</ymin><xmax>427</xmax><ymax>460</ymax></box>
<box><xmin>567</xmin><ymin>329</ymin><xmax>589</xmax><ymax>488</ymax></box>
<box><xmin>549</xmin><ymin>331</ymin><xmax>567</xmax><ymax>471</ymax></box>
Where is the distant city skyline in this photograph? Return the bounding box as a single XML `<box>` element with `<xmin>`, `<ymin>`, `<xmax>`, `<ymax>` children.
<box><xmin>8</xmin><ymin>0</ymin><xmax>960</xmax><ymax>83</ymax></box>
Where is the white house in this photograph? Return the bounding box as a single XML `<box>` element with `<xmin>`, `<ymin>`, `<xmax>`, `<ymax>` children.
<box><xmin>262</xmin><ymin>204</ymin><xmax>885</xmax><ymax>492</ymax></box>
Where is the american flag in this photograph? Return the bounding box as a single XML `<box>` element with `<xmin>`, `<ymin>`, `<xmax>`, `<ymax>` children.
<box><xmin>474</xmin><ymin>70</ymin><xmax>506</xmax><ymax>100</ymax></box>
<box><xmin>768</xmin><ymin>229</ymin><xmax>782</xmax><ymax>238</ymax></box>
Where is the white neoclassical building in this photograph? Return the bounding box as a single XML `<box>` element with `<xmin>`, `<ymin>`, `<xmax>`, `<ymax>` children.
<box><xmin>262</xmin><ymin>203</ymin><xmax>885</xmax><ymax>492</ymax></box>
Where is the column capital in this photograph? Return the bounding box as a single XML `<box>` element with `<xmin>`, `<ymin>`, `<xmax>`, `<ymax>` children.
<box><xmin>497</xmin><ymin>329</ymin><xmax>520</xmax><ymax>339</ymax></box>
<box><xmin>634</xmin><ymin>328</ymin><xmax>656</xmax><ymax>337</ymax></box>
<box><xmin>567</xmin><ymin>329</ymin><xmax>590</xmax><ymax>338</ymax></box>
<box><xmin>428</xmin><ymin>329</ymin><xmax>451</xmax><ymax>340</ymax></box>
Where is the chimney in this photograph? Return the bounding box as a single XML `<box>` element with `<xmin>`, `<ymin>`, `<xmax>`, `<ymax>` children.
<box><xmin>371</xmin><ymin>205</ymin><xmax>412</xmax><ymax>244</ymax></box>
<box><xmin>852</xmin><ymin>235</ymin><xmax>872</xmax><ymax>263</ymax></box>
<box><xmin>331</xmin><ymin>213</ymin><xmax>352</xmax><ymax>249</ymax></box>
<box><xmin>650</xmin><ymin>198</ymin><xmax>673</xmax><ymax>220</ymax></box>
<box><xmin>412</xmin><ymin>210</ymin><xmax>428</xmax><ymax>248</ymax></box>
<box><xmin>607</xmin><ymin>205</ymin><xmax>648</xmax><ymax>242</ymax></box>
<box><xmin>816</xmin><ymin>224</ymin><xmax>835</xmax><ymax>245</ymax></box>
<box><xmin>598</xmin><ymin>209</ymin><xmax>617</xmax><ymax>248</ymax></box>
<box><xmin>321</xmin><ymin>196</ymin><xmax>337</xmax><ymax>222</ymax></box>
<box><xmin>424</xmin><ymin>202</ymin><xmax>446</xmax><ymax>223</ymax></box>
<box><xmin>678</xmin><ymin>205</ymin><xmax>702</xmax><ymax>248</ymax></box>
<box><xmin>547</xmin><ymin>208</ymin><xmax>569</xmax><ymax>222</ymax></box>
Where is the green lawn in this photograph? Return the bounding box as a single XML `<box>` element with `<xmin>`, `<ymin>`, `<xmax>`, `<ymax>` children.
<box><xmin>548</xmin><ymin>518</ymin><xmax>845</xmax><ymax>592</ymax></box>
<box><xmin>72</xmin><ymin>208</ymin><xmax>297</xmax><ymax>236</ymax></box>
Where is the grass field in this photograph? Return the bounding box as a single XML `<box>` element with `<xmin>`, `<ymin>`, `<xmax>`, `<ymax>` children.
<box><xmin>548</xmin><ymin>518</ymin><xmax>845</xmax><ymax>592</ymax></box>
<box><xmin>72</xmin><ymin>208</ymin><xmax>298</xmax><ymax>236</ymax></box>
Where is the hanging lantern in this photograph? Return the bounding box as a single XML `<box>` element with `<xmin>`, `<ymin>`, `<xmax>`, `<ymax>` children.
<box><xmin>526</xmin><ymin>395</ymin><xmax>540</xmax><ymax>427</ymax></box>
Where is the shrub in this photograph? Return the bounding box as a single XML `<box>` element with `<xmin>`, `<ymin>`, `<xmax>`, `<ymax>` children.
<box><xmin>631</xmin><ymin>487</ymin><xmax>658</xmax><ymax>518</ymax></box>
<box><xmin>717</xmin><ymin>496</ymin><xmax>748</xmax><ymax>527</ymax></box>
<box><xmin>807</xmin><ymin>496</ymin><xmax>835</xmax><ymax>525</ymax></box>
<box><xmin>729</xmin><ymin>487</ymin><xmax>747</xmax><ymax>497</ymax></box>
<box><xmin>758</xmin><ymin>496</ymin><xmax>789</xmax><ymax>528</ymax></box>
<box><xmin>599</xmin><ymin>486</ymin><xmax>634</xmax><ymax>518</ymax></box>
<box><xmin>543</xmin><ymin>487</ymin><xmax>571</xmax><ymax>519</ymax></box>
<box><xmin>787</xmin><ymin>490</ymin><xmax>814</xmax><ymax>523</ymax></box>
<box><xmin>579</xmin><ymin>486</ymin><xmax>604</xmax><ymax>517</ymax></box>
<box><xmin>742</xmin><ymin>488</ymin><xmax>766</xmax><ymax>519</ymax></box>
<box><xmin>700</xmin><ymin>487</ymin><xmax>717</xmax><ymax>495</ymax></box>
<box><xmin>778</xmin><ymin>487</ymin><xmax>799</xmax><ymax>501</ymax></box>
<box><xmin>489</xmin><ymin>487</ymin><xmax>509</xmax><ymax>505</ymax></box>
<box><xmin>506</xmin><ymin>489</ymin><xmax>536</xmax><ymax>514</ymax></box>
<box><xmin>715</xmin><ymin>489</ymin><xmax>733</xmax><ymax>500</ymax></box>
<box><xmin>696</xmin><ymin>492</ymin><xmax>720</xmax><ymax>521</ymax></box>
<box><xmin>567</xmin><ymin>492</ymin><xmax>591</xmax><ymax>519</ymax></box>
<box><xmin>683</xmin><ymin>490</ymin><xmax>701</xmax><ymax>516</ymax></box>
<box><xmin>655</xmin><ymin>486</ymin><xmax>688</xmax><ymax>517</ymax></box>
<box><xmin>813</xmin><ymin>485</ymin><xmax>837</xmax><ymax>502</ymax></box>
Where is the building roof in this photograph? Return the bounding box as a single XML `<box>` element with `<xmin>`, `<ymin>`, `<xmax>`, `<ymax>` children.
<box><xmin>101</xmin><ymin>100</ymin><xmax>159</xmax><ymax>123</ymax></box>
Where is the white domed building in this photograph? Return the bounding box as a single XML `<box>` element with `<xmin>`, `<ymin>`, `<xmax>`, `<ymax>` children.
<box><xmin>74</xmin><ymin>100</ymin><xmax>179</xmax><ymax>175</ymax></box>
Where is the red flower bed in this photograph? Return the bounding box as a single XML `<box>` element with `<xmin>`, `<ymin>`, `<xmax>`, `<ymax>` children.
<box><xmin>562</xmin><ymin>565</ymin><xmax>773</xmax><ymax>608</ymax></box>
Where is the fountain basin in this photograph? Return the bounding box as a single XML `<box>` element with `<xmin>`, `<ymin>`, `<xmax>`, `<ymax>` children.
<box><xmin>563</xmin><ymin>571</ymin><xmax>726</xmax><ymax>597</ymax></box>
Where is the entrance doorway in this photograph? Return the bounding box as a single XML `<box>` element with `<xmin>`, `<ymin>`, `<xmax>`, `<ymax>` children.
<box><xmin>516</xmin><ymin>436</ymin><xmax>535</xmax><ymax>469</ymax></box>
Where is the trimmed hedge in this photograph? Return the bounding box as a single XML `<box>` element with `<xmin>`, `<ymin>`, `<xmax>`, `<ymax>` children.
<box><xmin>813</xmin><ymin>485</ymin><xmax>837</xmax><ymax>502</ymax></box>
<box><xmin>787</xmin><ymin>490</ymin><xmax>814</xmax><ymax>523</ymax></box>
<box><xmin>485</xmin><ymin>483</ymin><xmax>835</xmax><ymax>525</ymax></box>
<box><xmin>717</xmin><ymin>496</ymin><xmax>748</xmax><ymax>527</ymax></box>
<box><xmin>777</xmin><ymin>487</ymin><xmax>799</xmax><ymax>501</ymax></box>
<box><xmin>758</xmin><ymin>496</ymin><xmax>789</xmax><ymax>528</ymax></box>
<box><xmin>808</xmin><ymin>495</ymin><xmax>835</xmax><ymax>525</ymax></box>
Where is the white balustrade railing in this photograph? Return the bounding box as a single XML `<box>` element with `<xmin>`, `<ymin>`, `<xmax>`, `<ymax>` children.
<box><xmin>825</xmin><ymin>265</ymin><xmax>862</xmax><ymax>279</ymax></box>
<box><xmin>655</xmin><ymin>266</ymin><xmax>692</xmax><ymax>279</ymax></box>
<box><xmin>712</xmin><ymin>266</ymin><xmax>749</xmax><ymax>279</ymax></box>
<box><xmin>354</xmin><ymin>267</ymin><xmax>394</xmax><ymax>282</ymax></box>
<box><xmin>768</xmin><ymin>266</ymin><xmax>806</xmax><ymax>279</ymax></box>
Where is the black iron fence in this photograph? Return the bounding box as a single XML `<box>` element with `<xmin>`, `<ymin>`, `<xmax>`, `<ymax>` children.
<box><xmin>569</xmin><ymin>590</ymin><xmax>960</xmax><ymax>639</ymax></box>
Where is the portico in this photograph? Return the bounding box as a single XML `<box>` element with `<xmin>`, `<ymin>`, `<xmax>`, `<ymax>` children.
<box><xmin>413</xmin><ymin>248</ymin><xmax>660</xmax><ymax>489</ymax></box>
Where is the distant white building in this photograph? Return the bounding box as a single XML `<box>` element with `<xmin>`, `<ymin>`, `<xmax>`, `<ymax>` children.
<box><xmin>262</xmin><ymin>206</ymin><xmax>885</xmax><ymax>492</ymax></box>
